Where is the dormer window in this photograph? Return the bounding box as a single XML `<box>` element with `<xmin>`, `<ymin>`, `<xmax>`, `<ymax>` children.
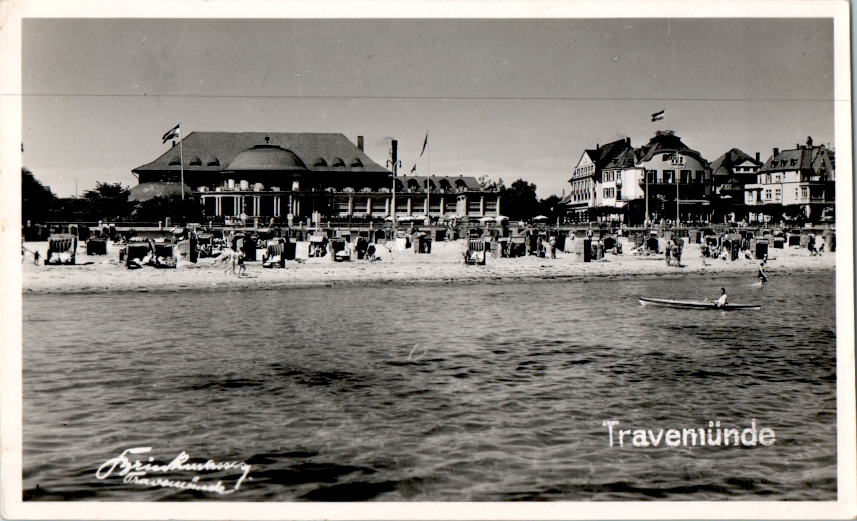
<box><xmin>332</xmin><ymin>158</ymin><xmax>346</xmax><ymax>168</ymax></box>
<box><xmin>206</xmin><ymin>158</ymin><xmax>220</xmax><ymax>167</ymax></box>
<box><xmin>189</xmin><ymin>157</ymin><xmax>202</xmax><ymax>166</ymax></box>
<box><xmin>168</xmin><ymin>157</ymin><xmax>181</xmax><ymax>166</ymax></box>
<box><xmin>350</xmin><ymin>159</ymin><xmax>364</xmax><ymax>168</ymax></box>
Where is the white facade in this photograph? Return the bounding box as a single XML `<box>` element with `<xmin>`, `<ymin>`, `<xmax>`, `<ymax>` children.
<box><xmin>569</xmin><ymin>151</ymin><xmax>597</xmax><ymax>209</ymax></box>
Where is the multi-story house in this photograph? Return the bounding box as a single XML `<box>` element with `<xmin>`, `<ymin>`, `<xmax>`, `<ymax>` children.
<box><xmin>710</xmin><ymin>148</ymin><xmax>763</xmax><ymax>222</ymax></box>
<box><xmin>564</xmin><ymin>131</ymin><xmax>711</xmax><ymax>225</ymax></box>
<box><xmin>635</xmin><ymin>130</ymin><xmax>712</xmax><ymax>225</ymax></box>
<box><xmin>564</xmin><ymin>138</ymin><xmax>634</xmax><ymax>222</ymax></box>
<box><xmin>744</xmin><ymin>137</ymin><xmax>835</xmax><ymax>223</ymax></box>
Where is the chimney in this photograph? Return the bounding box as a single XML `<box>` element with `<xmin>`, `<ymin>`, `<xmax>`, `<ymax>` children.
<box><xmin>806</xmin><ymin>136</ymin><xmax>813</xmax><ymax>147</ymax></box>
<box><xmin>626</xmin><ymin>137</ymin><xmax>631</xmax><ymax>145</ymax></box>
<box><xmin>357</xmin><ymin>135</ymin><xmax>364</xmax><ymax>152</ymax></box>
<box><xmin>755</xmin><ymin>152</ymin><xmax>760</xmax><ymax>163</ymax></box>
<box><xmin>773</xmin><ymin>147</ymin><xmax>779</xmax><ymax>157</ymax></box>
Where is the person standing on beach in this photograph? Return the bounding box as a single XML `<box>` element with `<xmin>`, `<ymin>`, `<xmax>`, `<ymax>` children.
<box><xmin>224</xmin><ymin>249</ymin><xmax>237</xmax><ymax>275</ymax></box>
<box><xmin>665</xmin><ymin>240</ymin><xmax>672</xmax><ymax>266</ymax></box>
<box><xmin>758</xmin><ymin>261</ymin><xmax>768</xmax><ymax>283</ymax></box>
<box><xmin>237</xmin><ymin>252</ymin><xmax>247</xmax><ymax>276</ymax></box>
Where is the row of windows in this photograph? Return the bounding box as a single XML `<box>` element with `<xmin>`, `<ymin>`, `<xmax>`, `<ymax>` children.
<box><xmin>603</xmin><ymin>188</ymin><xmax>618</xmax><ymax>199</ymax></box>
<box><xmin>763</xmin><ymin>188</ymin><xmax>782</xmax><ymax>201</ymax></box>
<box><xmin>644</xmin><ymin>170</ymin><xmax>706</xmax><ymax>183</ymax></box>
<box><xmin>573</xmin><ymin>164</ymin><xmax>595</xmax><ymax>178</ymax></box>
<box><xmin>770</xmin><ymin>158</ymin><xmax>798</xmax><ymax>168</ymax></box>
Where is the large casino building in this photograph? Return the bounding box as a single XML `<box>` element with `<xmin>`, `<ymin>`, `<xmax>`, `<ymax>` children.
<box><xmin>130</xmin><ymin>132</ymin><xmax>500</xmax><ymax>222</ymax></box>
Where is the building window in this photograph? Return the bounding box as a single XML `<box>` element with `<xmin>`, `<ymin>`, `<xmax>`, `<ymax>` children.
<box><xmin>664</xmin><ymin>170</ymin><xmax>675</xmax><ymax>183</ymax></box>
<box><xmin>681</xmin><ymin>170</ymin><xmax>691</xmax><ymax>183</ymax></box>
<box><xmin>775</xmin><ymin>188</ymin><xmax>781</xmax><ymax>200</ymax></box>
<box><xmin>765</xmin><ymin>189</ymin><xmax>772</xmax><ymax>201</ymax></box>
<box><xmin>765</xmin><ymin>174</ymin><xmax>771</xmax><ymax>184</ymax></box>
<box><xmin>671</xmin><ymin>155</ymin><xmax>686</xmax><ymax>167</ymax></box>
<box><xmin>647</xmin><ymin>170</ymin><xmax>657</xmax><ymax>183</ymax></box>
<box><xmin>801</xmin><ymin>186</ymin><xmax>808</xmax><ymax>199</ymax></box>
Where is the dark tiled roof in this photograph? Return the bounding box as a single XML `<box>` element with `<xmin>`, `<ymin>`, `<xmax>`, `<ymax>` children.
<box><xmin>636</xmin><ymin>131</ymin><xmax>707</xmax><ymax>165</ymax></box>
<box><xmin>594</xmin><ymin>138</ymin><xmax>632</xmax><ymax>169</ymax></box>
<box><xmin>759</xmin><ymin>145</ymin><xmax>834</xmax><ymax>178</ymax></box>
<box><xmin>604</xmin><ymin>146</ymin><xmax>636</xmax><ymax>169</ymax></box>
<box><xmin>133</xmin><ymin>132</ymin><xmax>389</xmax><ymax>174</ymax></box>
<box><xmin>398</xmin><ymin>175</ymin><xmax>481</xmax><ymax>191</ymax></box>
<box><xmin>710</xmin><ymin>148</ymin><xmax>761</xmax><ymax>174</ymax></box>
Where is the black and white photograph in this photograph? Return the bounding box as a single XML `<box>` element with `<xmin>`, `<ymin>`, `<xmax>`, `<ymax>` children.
<box><xmin>1</xmin><ymin>0</ymin><xmax>854</xmax><ymax>519</ymax></box>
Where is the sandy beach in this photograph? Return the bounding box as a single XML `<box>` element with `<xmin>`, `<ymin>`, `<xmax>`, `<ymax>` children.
<box><xmin>21</xmin><ymin>238</ymin><xmax>835</xmax><ymax>294</ymax></box>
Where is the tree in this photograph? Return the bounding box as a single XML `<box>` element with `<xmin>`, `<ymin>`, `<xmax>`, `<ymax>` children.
<box><xmin>499</xmin><ymin>179</ymin><xmax>541</xmax><ymax>221</ymax></box>
<box><xmin>82</xmin><ymin>182</ymin><xmax>132</xmax><ymax>221</ymax></box>
<box><xmin>538</xmin><ymin>194</ymin><xmax>563</xmax><ymax>223</ymax></box>
<box><xmin>132</xmin><ymin>196</ymin><xmax>203</xmax><ymax>224</ymax></box>
<box><xmin>21</xmin><ymin>168</ymin><xmax>57</xmax><ymax>224</ymax></box>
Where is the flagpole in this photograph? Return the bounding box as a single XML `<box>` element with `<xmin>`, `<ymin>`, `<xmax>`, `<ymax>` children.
<box><xmin>676</xmin><ymin>164</ymin><xmax>680</xmax><ymax>228</ymax></box>
<box><xmin>644</xmin><ymin>168</ymin><xmax>649</xmax><ymax>227</ymax></box>
<box><xmin>178</xmin><ymin>123</ymin><xmax>184</xmax><ymax>202</ymax></box>
<box><xmin>391</xmin><ymin>140</ymin><xmax>398</xmax><ymax>227</ymax></box>
<box><xmin>426</xmin><ymin>130</ymin><xmax>430</xmax><ymax>224</ymax></box>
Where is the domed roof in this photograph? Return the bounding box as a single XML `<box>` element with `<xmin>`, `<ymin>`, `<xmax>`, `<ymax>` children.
<box><xmin>128</xmin><ymin>182</ymin><xmax>193</xmax><ymax>202</ymax></box>
<box><xmin>226</xmin><ymin>140</ymin><xmax>308</xmax><ymax>171</ymax></box>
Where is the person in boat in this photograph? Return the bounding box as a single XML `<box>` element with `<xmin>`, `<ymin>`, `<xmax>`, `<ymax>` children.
<box><xmin>716</xmin><ymin>287</ymin><xmax>728</xmax><ymax>308</ymax></box>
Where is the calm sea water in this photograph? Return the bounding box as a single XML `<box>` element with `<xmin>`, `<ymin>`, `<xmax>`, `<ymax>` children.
<box><xmin>23</xmin><ymin>273</ymin><xmax>837</xmax><ymax>501</ymax></box>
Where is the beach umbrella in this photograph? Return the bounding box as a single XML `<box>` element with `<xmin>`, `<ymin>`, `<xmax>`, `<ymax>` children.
<box><xmin>533</xmin><ymin>215</ymin><xmax>548</xmax><ymax>221</ymax></box>
<box><xmin>495</xmin><ymin>215</ymin><xmax>509</xmax><ymax>223</ymax></box>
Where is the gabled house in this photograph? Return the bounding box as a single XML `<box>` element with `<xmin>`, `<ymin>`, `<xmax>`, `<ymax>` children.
<box><xmin>710</xmin><ymin>148</ymin><xmax>763</xmax><ymax>222</ymax></box>
<box><xmin>744</xmin><ymin>137</ymin><xmax>835</xmax><ymax>223</ymax></box>
<box><xmin>564</xmin><ymin>138</ymin><xmax>635</xmax><ymax>221</ymax></box>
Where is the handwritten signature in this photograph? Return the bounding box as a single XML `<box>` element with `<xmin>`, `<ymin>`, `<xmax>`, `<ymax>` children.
<box><xmin>96</xmin><ymin>447</ymin><xmax>251</xmax><ymax>495</ymax></box>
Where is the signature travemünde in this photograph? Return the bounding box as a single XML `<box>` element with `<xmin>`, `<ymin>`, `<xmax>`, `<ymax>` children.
<box><xmin>96</xmin><ymin>446</ymin><xmax>252</xmax><ymax>494</ymax></box>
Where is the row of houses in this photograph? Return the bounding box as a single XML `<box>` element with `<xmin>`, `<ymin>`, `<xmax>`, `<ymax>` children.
<box><xmin>128</xmin><ymin>128</ymin><xmax>834</xmax><ymax>226</ymax></box>
<box><xmin>562</xmin><ymin>130</ymin><xmax>835</xmax><ymax>224</ymax></box>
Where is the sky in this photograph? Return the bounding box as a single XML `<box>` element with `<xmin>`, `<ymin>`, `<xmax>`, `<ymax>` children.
<box><xmin>22</xmin><ymin>17</ymin><xmax>834</xmax><ymax>198</ymax></box>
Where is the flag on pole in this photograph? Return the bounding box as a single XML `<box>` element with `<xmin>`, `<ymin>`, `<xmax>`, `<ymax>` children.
<box><xmin>162</xmin><ymin>123</ymin><xmax>181</xmax><ymax>144</ymax></box>
<box><xmin>419</xmin><ymin>132</ymin><xmax>428</xmax><ymax>157</ymax></box>
<box><xmin>410</xmin><ymin>164</ymin><xmax>417</xmax><ymax>173</ymax></box>
<box><xmin>651</xmin><ymin>110</ymin><xmax>665</xmax><ymax>122</ymax></box>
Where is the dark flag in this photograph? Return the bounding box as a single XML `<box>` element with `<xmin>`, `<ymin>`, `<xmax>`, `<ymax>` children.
<box><xmin>162</xmin><ymin>123</ymin><xmax>181</xmax><ymax>144</ymax></box>
<box><xmin>419</xmin><ymin>132</ymin><xmax>428</xmax><ymax>157</ymax></box>
<box><xmin>651</xmin><ymin>110</ymin><xmax>665</xmax><ymax>122</ymax></box>
<box><xmin>410</xmin><ymin>164</ymin><xmax>417</xmax><ymax>174</ymax></box>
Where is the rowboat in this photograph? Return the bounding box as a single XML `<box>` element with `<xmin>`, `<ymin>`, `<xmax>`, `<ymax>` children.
<box><xmin>639</xmin><ymin>297</ymin><xmax>761</xmax><ymax>311</ymax></box>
